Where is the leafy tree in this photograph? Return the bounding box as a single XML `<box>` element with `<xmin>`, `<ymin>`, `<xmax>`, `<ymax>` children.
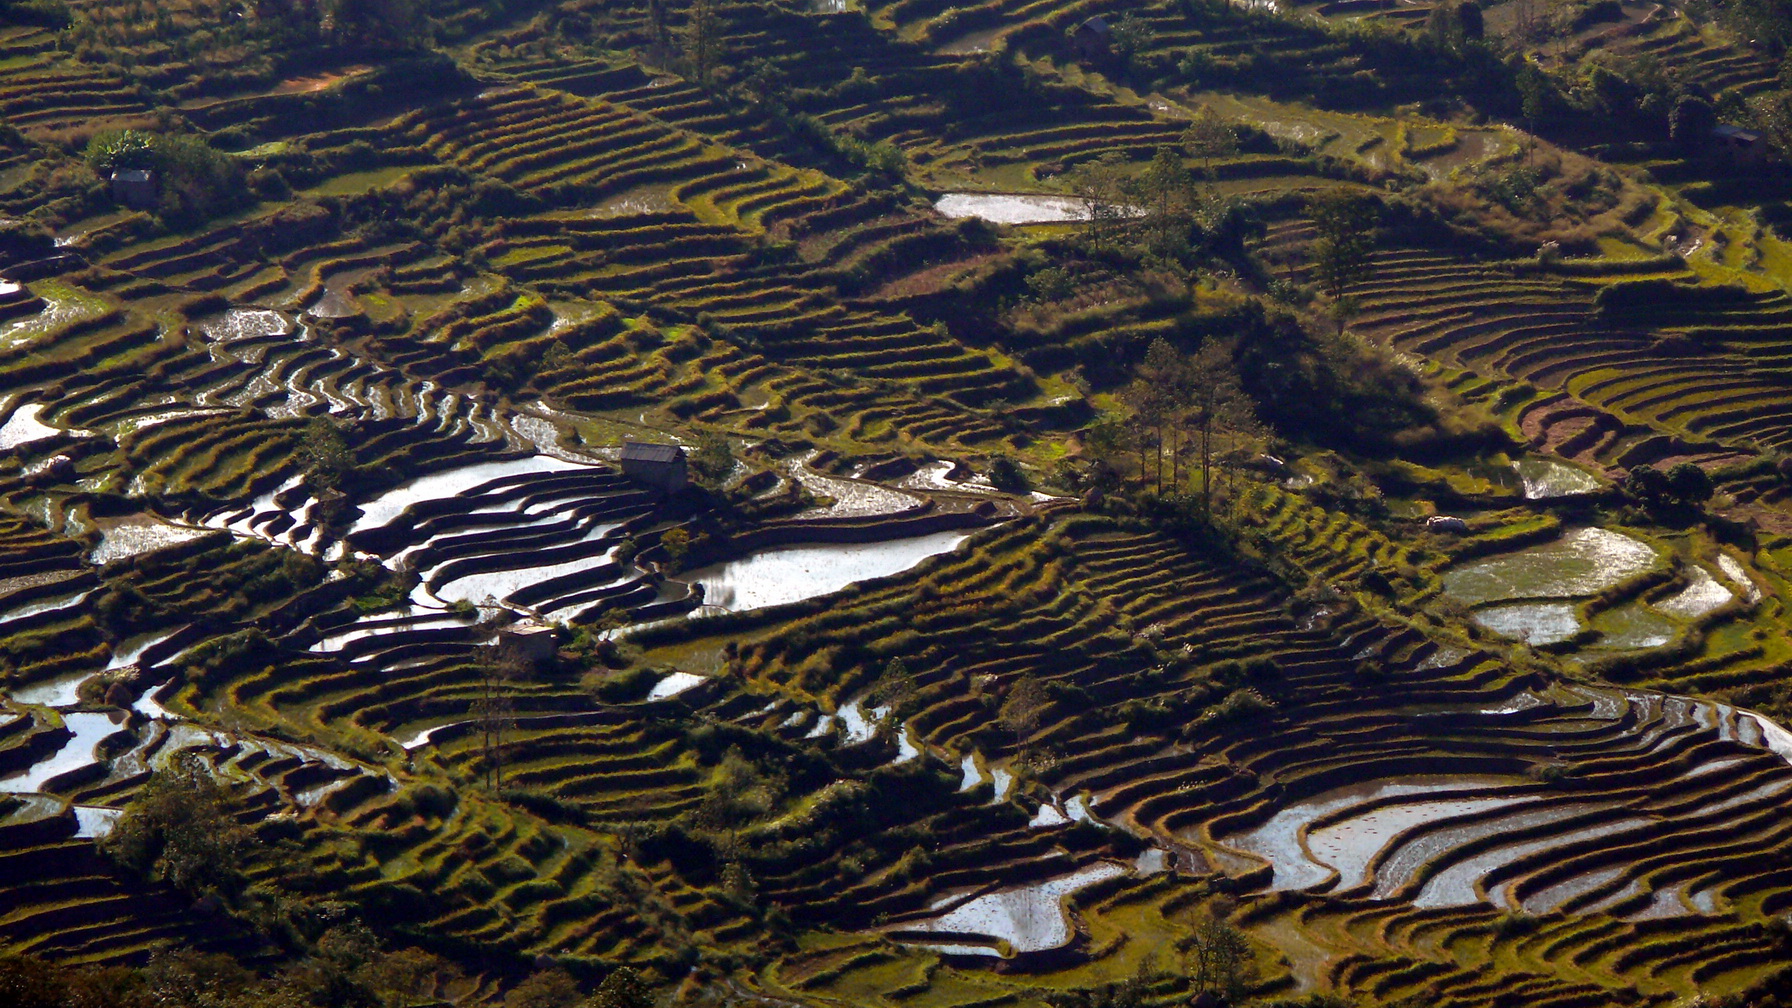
<box><xmin>1666</xmin><ymin>461</ymin><xmax>1713</xmax><ymax>504</ymax></box>
<box><xmin>85</xmin><ymin>130</ymin><xmax>243</xmax><ymax>226</ymax></box>
<box><xmin>84</xmin><ymin>129</ymin><xmax>156</xmax><ymax>175</ymax></box>
<box><xmin>1182</xmin><ymin>106</ymin><xmax>1239</xmax><ymax>177</ymax></box>
<box><xmin>660</xmin><ymin>527</ymin><xmax>692</xmax><ymax>567</ymax></box>
<box><xmin>998</xmin><ymin>674</ymin><xmax>1053</xmax><ymax>748</ymax></box>
<box><xmin>1108</xmin><ymin>13</ymin><xmax>1154</xmax><ymax>64</ymax></box>
<box><xmin>0</xmin><ymin>956</ymin><xmax>61</xmax><ymax>1008</ymax></box>
<box><xmin>1139</xmin><ymin>337</ymin><xmax>1191</xmax><ymax>491</ymax></box>
<box><xmin>1122</xmin><ymin>374</ymin><xmax>1170</xmax><ymax>492</ymax></box>
<box><xmin>1026</xmin><ymin>265</ymin><xmax>1075</xmax><ymax>302</ymax></box>
<box><xmin>504</xmin><ymin>968</ymin><xmax>582</xmax><ymax>1008</ymax></box>
<box><xmin>988</xmin><ymin>455</ymin><xmax>1029</xmax><ymax>492</ymax></box>
<box><xmin>1186</xmin><ymin>913</ymin><xmax>1253</xmax><ymax>1001</ymax></box>
<box><xmin>689</xmin><ymin>433</ymin><xmax>734</xmax><ymax>487</ymax></box>
<box><xmin>1750</xmin><ymin>92</ymin><xmax>1792</xmax><ymax>159</ymax></box>
<box><xmin>324</xmin><ymin>0</ymin><xmax>425</xmax><ymax>49</ymax></box>
<box><xmin>1457</xmin><ymin>0</ymin><xmax>1484</xmax><ymax>38</ymax></box>
<box><xmin>0</xmin><ymin>0</ymin><xmax>73</xmax><ymax>29</ymax></box>
<box><xmin>1516</xmin><ymin>59</ymin><xmax>1554</xmax><ymax>131</ymax></box>
<box><xmin>300</xmin><ymin>416</ymin><xmax>355</xmax><ymax>494</ymax></box>
<box><xmin>589</xmin><ymin>967</ymin><xmax>653</xmax><ymax>1008</ymax></box>
<box><xmin>1426</xmin><ymin>2</ymin><xmax>1467</xmax><ymax>50</ymax></box>
<box><xmin>649</xmin><ymin>0</ymin><xmax>670</xmax><ymax>47</ymax></box>
<box><xmin>1308</xmin><ymin>191</ymin><xmax>1379</xmax><ymax>306</ymax></box>
<box><xmin>142</xmin><ymin>950</ymin><xmax>258</xmax><ymax>1008</ymax></box>
<box><xmin>100</xmin><ymin>752</ymin><xmax>251</xmax><ymax>898</ymax></box>
<box><xmin>1623</xmin><ymin>462</ymin><xmax>1711</xmax><ymax>511</ymax></box>
<box><xmin>1669</xmin><ymin>94</ymin><xmax>1717</xmax><ymax>147</ymax></box>
<box><xmin>870</xmin><ymin>656</ymin><xmax>917</xmax><ymax>708</ymax></box>
<box><xmin>1066</xmin><ymin>153</ymin><xmax>1134</xmax><ymax>246</ymax></box>
<box><xmin>354</xmin><ymin>946</ymin><xmax>459</xmax><ymax>1007</ymax></box>
<box><xmin>1137</xmin><ymin>146</ymin><xmax>1196</xmax><ymax>258</ymax></box>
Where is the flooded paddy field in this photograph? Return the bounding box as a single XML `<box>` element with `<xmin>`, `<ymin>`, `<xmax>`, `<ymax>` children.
<box><xmin>679</xmin><ymin>530</ymin><xmax>972</xmax><ymax>613</ymax></box>
<box><xmin>5</xmin><ymin>2</ymin><xmax>1792</xmax><ymax>1000</ymax></box>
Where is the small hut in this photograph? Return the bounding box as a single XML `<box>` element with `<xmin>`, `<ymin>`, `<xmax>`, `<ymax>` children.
<box><xmin>620</xmin><ymin>441</ymin><xmax>688</xmax><ymax>492</ymax></box>
<box><xmin>1072</xmin><ymin>16</ymin><xmax>1112</xmax><ymax>59</ymax></box>
<box><xmin>1711</xmin><ymin>124</ymin><xmax>1768</xmax><ymax>166</ymax></box>
<box><xmin>502</xmin><ymin>619</ymin><xmax>563</xmax><ymax>664</ymax></box>
<box><xmin>111</xmin><ymin>169</ymin><xmax>157</xmax><ymax>210</ymax></box>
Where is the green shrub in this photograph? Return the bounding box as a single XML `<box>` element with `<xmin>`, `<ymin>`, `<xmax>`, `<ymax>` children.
<box><xmin>988</xmin><ymin>455</ymin><xmax>1029</xmax><ymax>492</ymax></box>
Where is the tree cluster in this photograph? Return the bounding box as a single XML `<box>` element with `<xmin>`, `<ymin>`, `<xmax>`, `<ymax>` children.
<box><xmin>84</xmin><ymin>129</ymin><xmax>245</xmax><ymax>228</ymax></box>
<box><xmin>1094</xmin><ymin>336</ymin><xmax>1262</xmax><ymax>518</ymax></box>
<box><xmin>1065</xmin><ymin>130</ymin><xmax>1255</xmax><ymax>264</ymax></box>
<box><xmin>100</xmin><ymin>752</ymin><xmax>252</xmax><ymax>899</ymax></box>
<box><xmin>1622</xmin><ymin>462</ymin><xmax>1714</xmax><ymax>514</ymax></box>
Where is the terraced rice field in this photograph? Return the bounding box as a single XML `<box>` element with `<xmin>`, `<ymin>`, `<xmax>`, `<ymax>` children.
<box><xmin>7</xmin><ymin>0</ymin><xmax>1792</xmax><ymax>1002</ymax></box>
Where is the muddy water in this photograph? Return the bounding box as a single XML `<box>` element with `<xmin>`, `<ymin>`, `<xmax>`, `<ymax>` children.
<box><xmin>308</xmin><ymin>608</ymin><xmax>477</xmax><ymax>654</ymax></box>
<box><xmin>787</xmin><ymin>459</ymin><xmax>922</xmax><ymax>519</ymax></box>
<box><xmin>90</xmin><ymin>518</ymin><xmax>211</xmax><ymax>565</ymax></box>
<box><xmin>1716</xmin><ymin>553</ymin><xmax>1761</xmax><ymax>602</ymax></box>
<box><xmin>0</xmin><ymin>589</ymin><xmax>91</xmax><ymax>630</ymax></box>
<box><xmin>894</xmin><ymin>861</ymin><xmax>1126</xmax><ymax>953</ymax></box>
<box><xmin>1442</xmin><ymin>527</ymin><xmax>1659</xmax><ymax>606</ymax></box>
<box><xmin>1308</xmin><ymin>793</ymin><xmax>1540</xmax><ymax>889</ymax></box>
<box><xmin>0</xmin><ymin>403</ymin><xmax>73</xmax><ymax>449</ymax></box>
<box><xmin>1413</xmin><ymin>815</ymin><xmax>1654</xmax><ymax>909</ymax></box>
<box><xmin>647</xmin><ymin>671</ymin><xmax>707</xmax><ymax>701</ymax></box>
<box><xmin>1232</xmin><ymin>683</ymin><xmax>1792</xmax><ymax>915</ymax></box>
<box><xmin>196</xmin><ymin>308</ymin><xmax>290</xmax><ymax>342</ymax></box>
<box><xmin>680</xmin><ymin>530</ymin><xmax>970</xmax><ymax>613</ymax></box>
<box><xmin>73</xmin><ymin>805</ymin><xmax>121</xmax><ymax>839</ymax></box>
<box><xmin>10</xmin><ymin>669</ymin><xmax>90</xmax><ymax>708</ymax></box>
<box><xmin>9</xmin><ymin>627</ymin><xmax>182</xmax><ymax>708</ymax></box>
<box><xmin>896</xmin><ymin>460</ymin><xmax>997</xmax><ymax>495</ymax></box>
<box><xmin>934</xmin><ymin>193</ymin><xmax>1088</xmax><ymax>225</ymax></box>
<box><xmin>1472</xmin><ymin>601</ymin><xmax>1580</xmax><ymax>644</ymax></box>
<box><xmin>935</xmin><ymin>26</ymin><xmax>1006</xmax><ymax>54</ymax></box>
<box><xmin>1221</xmin><ymin>777</ymin><xmax>1509</xmax><ymax>890</ymax></box>
<box><xmin>1589</xmin><ymin>601</ymin><xmax>1676</xmax><ymax>649</ymax></box>
<box><xmin>1516</xmin><ymin>863</ymin><xmax>1626</xmax><ymax>915</ymax></box>
<box><xmin>581</xmin><ymin>186</ymin><xmax>679</xmax><ymax>218</ymax></box>
<box><xmin>1654</xmin><ymin>565</ymin><xmax>1732</xmax><ymax>621</ymax></box>
<box><xmin>309</xmin><ymin>279</ymin><xmax>363</xmax><ymax>318</ymax></box>
<box><xmin>959</xmin><ymin>754</ymin><xmax>983</xmax><ymax>791</ymax></box>
<box><xmin>1512</xmin><ymin>457</ymin><xmax>1603</xmax><ymax>499</ymax></box>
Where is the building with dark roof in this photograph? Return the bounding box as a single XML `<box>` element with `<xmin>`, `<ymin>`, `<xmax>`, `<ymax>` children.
<box><xmin>620</xmin><ymin>441</ymin><xmax>688</xmax><ymax>492</ymax></box>
<box><xmin>1712</xmin><ymin>124</ymin><xmax>1768</xmax><ymax>166</ymax></box>
<box><xmin>1073</xmin><ymin>15</ymin><xmax>1112</xmax><ymax>59</ymax></box>
<box><xmin>111</xmin><ymin>169</ymin><xmax>157</xmax><ymax>210</ymax></box>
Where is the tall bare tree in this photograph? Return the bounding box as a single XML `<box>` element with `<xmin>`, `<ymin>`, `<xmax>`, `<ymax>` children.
<box><xmin>686</xmin><ymin>0</ymin><xmax>721</xmax><ymax>86</ymax></box>
<box><xmin>1139</xmin><ymin>337</ymin><xmax>1192</xmax><ymax>490</ymax></box>
<box><xmin>1186</xmin><ymin>339</ymin><xmax>1254</xmax><ymax>519</ymax></box>
<box><xmin>473</xmin><ymin>640</ymin><xmax>527</xmax><ymax>790</ymax></box>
